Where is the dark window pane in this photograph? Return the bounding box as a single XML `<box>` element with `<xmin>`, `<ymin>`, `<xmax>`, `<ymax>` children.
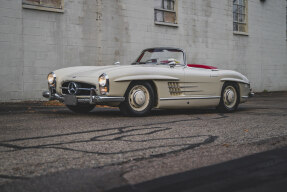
<box><xmin>233</xmin><ymin>23</ymin><xmax>238</xmax><ymax>31</ymax></box>
<box><xmin>233</xmin><ymin>13</ymin><xmax>238</xmax><ymax>22</ymax></box>
<box><xmin>233</xmin><ymin>4</ymin><xmax>238</xmax><ymax>13</ymax></box>
<box><xmin>239</xmin><ymin>14</ymin><xmax>245</xmax><ymax>22</ymax></box>
<box><xmin>238</xmin><ymin>6</ymin><xmax>244</xmax><ymax>14</ymax></box>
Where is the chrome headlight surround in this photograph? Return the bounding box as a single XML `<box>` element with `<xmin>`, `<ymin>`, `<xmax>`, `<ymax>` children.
<box><xmin>98</xmin><ymin>73</ymin><xmax>109</xmax><ymax>95</ymax></box>
<box><xmin>47</xmin><ymin>72</ymin><xmax>56</xmax><ymax>87</ymax></box>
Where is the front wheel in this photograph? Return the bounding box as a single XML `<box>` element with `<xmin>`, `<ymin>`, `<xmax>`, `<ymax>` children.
<box><xmin>217</xmin><ymin>82</ymin><xmax>240</xmax><ymax>113</ymax></box>
<box><xmin>66</xmin><ymin>104</ymin><xmax>95</xmax><ymax>113</ymax></box>
<box><xmin>119</xmin><ymin>82</ymin><xmax>154</xmax><ymax>116</ymax></box>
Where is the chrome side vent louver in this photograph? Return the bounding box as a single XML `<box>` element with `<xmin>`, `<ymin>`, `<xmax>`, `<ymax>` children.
<box><xmin>168</xmin><ymin>82</ymin><xmax>182</xmax><ymax>96</ymax></box>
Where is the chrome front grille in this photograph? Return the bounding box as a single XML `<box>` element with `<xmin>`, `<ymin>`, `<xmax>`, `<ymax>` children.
<box><xmin>61</xmin><ymin>82</ymin><xmax>96</xmax><ymax>96</ymax></box>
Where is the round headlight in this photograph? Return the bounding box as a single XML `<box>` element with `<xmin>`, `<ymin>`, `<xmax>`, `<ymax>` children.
<box><xmin>47</xmin><ymin>72</ymin><xmax>56</xmax><ymax>85</ymax></box>
<box><xmin>99</xmin><ymin>73</ymin><xmax>108</xmax><ymax>87</ymax></box>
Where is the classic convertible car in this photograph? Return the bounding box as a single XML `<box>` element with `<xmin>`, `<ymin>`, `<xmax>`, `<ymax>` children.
<box><xmin>42</xmin><ymin>47</ymin><xmax>253</xmax><ymax>116</ymax></box>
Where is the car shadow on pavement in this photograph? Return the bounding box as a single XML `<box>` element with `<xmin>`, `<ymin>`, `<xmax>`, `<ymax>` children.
<box><xmin>108</xmin><ymin>146</ymin><xmax>287</xmax><ymax>192</ymax></box>
<box><xmin>1</xmin><ymin>146</ymin><xmax>286</xmax><ymax>192</ymax></box>
<box><xmin>80</xmin><ymin>107</ymin><xmax>253</xmax><ymax>117</ymax></box>
<box><xmin>38</xmin><ymin>108</ymin><xmax>221</xmax><ymax>118</ymax></box>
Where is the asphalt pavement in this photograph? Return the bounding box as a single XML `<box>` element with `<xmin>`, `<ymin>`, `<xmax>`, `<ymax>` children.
<box><xmin>0</xmin><ymin>92</ymin><xmax>286</xmax><ymax>191</ymax></box>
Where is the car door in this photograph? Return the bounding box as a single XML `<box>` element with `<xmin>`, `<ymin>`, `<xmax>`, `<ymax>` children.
<box><xmin>183</xmin><ymin>67</ymin><xmax>221</xmax><ymax>98</ymax></box>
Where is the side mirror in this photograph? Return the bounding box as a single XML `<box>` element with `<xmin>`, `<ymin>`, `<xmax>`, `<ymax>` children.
<box><xmin>114</xmin><ymin>61</ymin><xmax>120</xmax><ymax>65</ymax></box>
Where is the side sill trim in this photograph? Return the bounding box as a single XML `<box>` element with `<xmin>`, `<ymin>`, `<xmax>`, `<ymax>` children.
<box><xmin>160</xmin><ymin>96</ymin><xmax>220</xmax><ymax>101</ymax></box>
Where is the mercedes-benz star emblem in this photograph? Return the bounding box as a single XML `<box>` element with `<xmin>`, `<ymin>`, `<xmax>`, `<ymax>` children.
<box><xmin>68</xmin><ymin>82</ymin><xmax>79</xmax><ymax>95</ymax></box>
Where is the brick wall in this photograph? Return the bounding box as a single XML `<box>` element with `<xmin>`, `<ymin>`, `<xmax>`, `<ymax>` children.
<box><xmin>0</xmin><ymin>0</ymin><xmax>286</xmax><ymax>101</ymax></box>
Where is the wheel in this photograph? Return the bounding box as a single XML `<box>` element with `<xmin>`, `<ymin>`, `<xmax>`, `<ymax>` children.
<box><xmin>217</xmin><ymin>82</ymin><xmax>240</xmax><ymax>113</ymax></box>
<box><xmin>66</xmin><ymin>104</ymin><xmax>95</xmax><ymax>113</ymax></box>
<box><xmin>119</xmin><ymin>82</ymin><xmax>154</xmax><ymax>116</ymax></box>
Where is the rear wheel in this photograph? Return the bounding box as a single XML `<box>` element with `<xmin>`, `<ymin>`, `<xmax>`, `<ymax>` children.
<box><xmin>119</xmin><ymin>82</ymin><xmax>154</xmax><ymax>116</ymax></box>
<box><xmin>66</xmin><ymin>104</ymin><xmax>95</xmax><ymax>113</ymax></box>
<box><xmin>217</xmin><ymin>82</ymin><xmax>240</xmax><ymax>112</ymax></box>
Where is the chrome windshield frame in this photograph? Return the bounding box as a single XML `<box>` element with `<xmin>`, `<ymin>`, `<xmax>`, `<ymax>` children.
<box><xmin>134</xmin><ymin>47</ymin><xmax>186</xmax><ymax>66</ymax></box>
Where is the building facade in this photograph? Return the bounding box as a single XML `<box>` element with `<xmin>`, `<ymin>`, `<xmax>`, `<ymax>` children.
<box><xmin>0</xmin><ymin>0</ymin><xmax>286</xmax><ymax>101</ymax></box>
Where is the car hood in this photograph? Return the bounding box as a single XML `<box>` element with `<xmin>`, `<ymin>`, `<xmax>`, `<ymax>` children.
<box><xmin>53</xmin><ymin>64</ymin><xmax>173</xmax><ymax>79</ymax></box>
<box><xmin>54</xmin><ymin>65</ymin><xmax>126</xmax><ymax>78</ymax></box>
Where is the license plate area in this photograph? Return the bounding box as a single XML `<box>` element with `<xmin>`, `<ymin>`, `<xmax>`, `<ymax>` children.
<box><xmin>64</xmin><ymin>95</ymin><xmax>77</xmax><ymax>106</ymax></box>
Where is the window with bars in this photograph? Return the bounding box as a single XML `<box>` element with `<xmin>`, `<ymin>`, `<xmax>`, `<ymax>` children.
<box><xmin>22</xmin><ymin>0</ymin><xmax>64</xmax><ymax>12</ymax></box>
<box><xmin>233</xmin><ymin>0</ymin><xmax>248</xmax><ymax>33</ymax></box>
<box><xmin>154</xmin><ymin>0</ymin><xmax>177</xmax><ymax>25</ymax></box>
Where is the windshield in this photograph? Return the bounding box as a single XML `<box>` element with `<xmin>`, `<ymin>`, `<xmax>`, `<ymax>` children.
<box><xmin>134</xmin><ymin>48</ymin><xmax>185</xmax><ymax>65</ymax></box>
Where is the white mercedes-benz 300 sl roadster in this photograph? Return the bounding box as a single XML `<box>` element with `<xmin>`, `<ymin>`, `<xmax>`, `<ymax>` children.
<box><xmin>43</xmin><ymin>47</ymin><xmax>253</xmax><ymax>116</ymax></box>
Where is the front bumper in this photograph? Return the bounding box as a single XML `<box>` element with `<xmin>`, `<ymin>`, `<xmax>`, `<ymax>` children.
<box><xmin>42</xmin><ymin>90</ymin><xmax>125</xmax><ymax>105</ymax></box>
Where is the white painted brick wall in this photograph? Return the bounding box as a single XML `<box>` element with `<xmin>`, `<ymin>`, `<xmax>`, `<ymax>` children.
<box><xmin>0</xmin><ymin>0</ymin><xmax>286</xmax><ymax>101</ymax></box>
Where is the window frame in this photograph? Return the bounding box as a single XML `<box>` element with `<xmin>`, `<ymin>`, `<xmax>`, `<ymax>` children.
<box><xmin>233</xmin><ymin>0</ymin><xmax>248</xmax><ymax>35</ymax></box>
<box><xmin>154</xmin><ymin>0</ymin><xmax>178</xmax><ymax>27</ymax></box>
<box><xmin>22</xmin><ymin>0</ymin><xmax>64</xmax><ymax>13</ymax></box>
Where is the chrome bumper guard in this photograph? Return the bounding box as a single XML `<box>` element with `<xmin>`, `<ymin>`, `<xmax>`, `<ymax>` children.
<box><xmin>249</xmin><ymin>92</ymin><xmax>255</xmax><ymax>97</ymax></box>
<box><xmin>42</xmin><ymin>90</ymin><xmax>125</xmax><ymax>104</ymax></box>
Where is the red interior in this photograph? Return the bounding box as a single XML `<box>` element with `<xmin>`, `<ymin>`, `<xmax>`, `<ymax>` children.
<box><xmin>187</xmin><ymin>64</ymin><xmax>217</xmax><ymax>69</ymax></box>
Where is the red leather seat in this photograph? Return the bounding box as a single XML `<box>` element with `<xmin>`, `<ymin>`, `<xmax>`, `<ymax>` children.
<box><xmin>187</xmin><ymin>64</ymin><xmax>217</xmax><ymax>69</ymax></box>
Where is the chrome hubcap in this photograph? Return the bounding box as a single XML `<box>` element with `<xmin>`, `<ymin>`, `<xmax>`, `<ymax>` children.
<box><xmin>223</xmin><ymin>86</ymin><xmax>237</xmax><ymax>109</ymax></box>
<box><xmin>133</xmin><ymin>90</ymin><xmax>146</xmax><ymax>107</ymax></box>
<box><xmin>129</xmin><ymin>85</ymin><xmax>150</xmax><ymax>111</ymax></box>
<box><xmin>226</xmin><ymin>90</ymin><xmax>235</xmax><ymax>103</ymax></box>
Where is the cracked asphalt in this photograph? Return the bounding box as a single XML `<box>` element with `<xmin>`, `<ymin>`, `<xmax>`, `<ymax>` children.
<box><xmin>0</xmin><ymin>92</ymin><xmax>287</xmax><ymax>191</ymax></box>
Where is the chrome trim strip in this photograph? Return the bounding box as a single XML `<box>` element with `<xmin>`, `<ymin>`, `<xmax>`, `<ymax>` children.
<box><xmin>61</xmin><ymin>87</ymin><xmax>92</xmax><ymax>91</ymax></box>
<box><xmin>241</xmin><ymin>96</ymin><xmax>248</xmax><ymax>98</ymax></box>
<box><xmin>90</xmin><ymin>96</ymin><xmax>125</xmax><ymax>103</ymax></box>
<box><xmin>160</xmin><ymin>96</ymin><xmax>220</xmax><ymax>101</ymax></box>
<box><xmin>179</xmin><ymin>86</ymin><xmax>198</xmax><ymax>88</ymax></box>
<box><xmin>181</xmin><ymin>90</ymin><xmax>202</xmax><ymax>93</ymax></box>
<box><xmin>78</xmin><ymin>88</ymin><xmax>93</xmax><ymax>91</ymax></box>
